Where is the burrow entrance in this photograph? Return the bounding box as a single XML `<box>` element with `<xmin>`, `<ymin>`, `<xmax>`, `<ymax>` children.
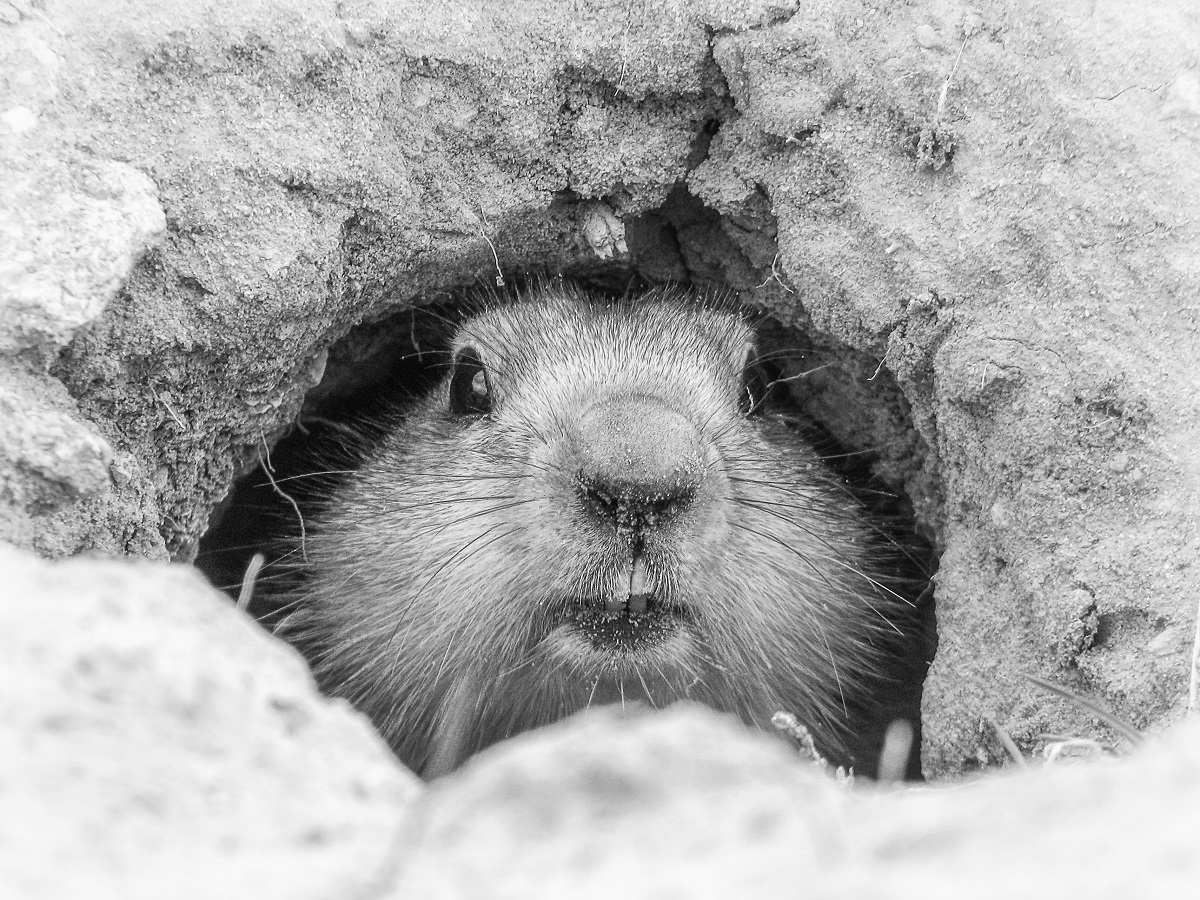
<box><xmin>195</xmin><ymin>179</ymin><xmax>941</xmax><ymax>778</ymax></box>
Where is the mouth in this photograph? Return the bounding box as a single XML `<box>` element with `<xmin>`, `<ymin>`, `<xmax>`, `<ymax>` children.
<box><xmin>562</xmin><ymin>593</ymin><xmax>692</xmax><ymax>654</ymax></box>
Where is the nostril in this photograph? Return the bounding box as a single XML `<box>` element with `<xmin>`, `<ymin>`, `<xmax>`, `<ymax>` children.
<box><xmin>576</xmin><ymin>475</ymin><xmax>620</xmax><ymax>523</ymax></box>
<box><xmin>575</xmin><ymin>473</ymin><xmax>697</xmax><ymax>531</ymax></box>
<box><xmin>646</xmin><ymin>483</ymin><xmax>697</xmax><ymax>520</ymax></box>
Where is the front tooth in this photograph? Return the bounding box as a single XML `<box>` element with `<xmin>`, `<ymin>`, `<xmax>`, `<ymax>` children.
<box><xmin>629</xmin><ymin>555</ymin><xmax>648</xmax><ymax>595</ymax></box>
<box><xmin>627</xmin><ymin>555</ymin><xmax>650</xmax><ymax>615</ymax></box>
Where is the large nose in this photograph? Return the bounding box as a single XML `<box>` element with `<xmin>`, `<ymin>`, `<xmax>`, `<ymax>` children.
<box><xmin>571</xmin><ymin>395</ymin><xmax>705</xmax><ymax>537</ymax></box>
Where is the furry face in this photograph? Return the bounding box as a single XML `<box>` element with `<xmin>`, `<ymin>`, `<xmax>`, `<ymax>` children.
<box><xmin>279</xmin><ymin>285</ymin><xmax>925</xmax><ymax>777</ymax></box>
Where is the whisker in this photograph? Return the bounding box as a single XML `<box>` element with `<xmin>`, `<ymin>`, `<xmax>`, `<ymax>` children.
<box><xmin>727</xmin><ymin>515</ymin><xmax>907</xmax><ymax>635</ymax></box>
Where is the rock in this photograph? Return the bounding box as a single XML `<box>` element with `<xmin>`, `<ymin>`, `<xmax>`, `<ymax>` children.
<box><xmin>390</xmin><ymin>704</ymin><xmax>1200</xmax><ymax>899</ymax></box>
<box><xmin>0</xmin><ymin>543</ymin><xmax>420</xmax><ymax>900</ymax></box>
<box><xmin>0</xmin><ymin>373</ymin><xmax>113</xmax><ymax>512</ymax></box>
<box><xmin>581</xmin><ymin>201</ymin><xmax>629</xmax><ymax>260</ymax></box>
<box><xmin>0</xmin><ymin>153</ymin><xmax>165</xmax><ymax>364</ymax></box>
<box><xmin>391</xmin><ymin>706</ymin><xmax>846</xmax><ymax>898</ymax></box>
<box><xmin>914</xmin><ymin>24</ymin><xmax>943</xmax><ymax>49</ymax></box>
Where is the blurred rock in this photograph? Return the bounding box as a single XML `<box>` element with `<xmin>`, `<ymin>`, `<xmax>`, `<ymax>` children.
<box><xmin>391</xmin><ymin>704</ymin><xmax>1200</xmax><ymax>899</ymax></box>
<box><xmin>0</xmin><ymin>543</ymin><xmax>420</xmax><ymax>900</ymax></box>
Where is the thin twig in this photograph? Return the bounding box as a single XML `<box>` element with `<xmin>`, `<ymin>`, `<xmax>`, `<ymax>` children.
<box><xmin>935</xmin><ymin>38</ymin><xmax>968</xmax><ymax>123</ymax></box>
<box><xmin>259</xmin><ymin>432</ymin><xmax>307</xmax><ymax>561</ymax></box>
<box><xmin>474</xmin><ymin>215</ymin><xmax>504</xmax><ymax>287</ymax></box>
<box><xmin>765</xmin><ymin>363</ymin><xmax>834</xmax><ymax>391</ymax></box>
<box><xmin>149</xmin><ymin>384</ymin><xmax>186</xmax><ymax>429</ymax></box>
<box><xmin>755</xmin><ymin>252</ymin><xmax>795</xmax><ymax>294</ymax></box>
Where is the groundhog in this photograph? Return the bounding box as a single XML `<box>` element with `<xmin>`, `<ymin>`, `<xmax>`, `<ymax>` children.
<box><xmin>272</xmin><ymin>283</ymin><xmax>930</xmax><ymax>778</ymax></box>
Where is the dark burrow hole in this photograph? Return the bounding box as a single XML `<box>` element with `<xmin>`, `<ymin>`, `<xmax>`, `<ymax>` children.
<box><xmin>195</xmin><ymin>185</ymin><xmax>940</xmax><ymax>781</ymax></box>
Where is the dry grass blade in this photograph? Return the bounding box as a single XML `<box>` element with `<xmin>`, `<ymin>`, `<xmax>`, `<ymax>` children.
<box><xmin>986</xmin><ymin>716</ymin><xmax>1027</xmax><ymax>767</ymax></box>
<box><xmin>877</xmin><ymin>719</ymin><xmax>915</xmax><ymax>784</ymax></box>
<box><xmin>236</xmin><ymin>552</ymin><xmax>266</xmax><ymax>612</ymax></box>
<box><xmin>1036</xmin><ymin>732</ymin><xmax>1116</xmax><ymax>749</ymax></box>
<box><xmin>1025</xmin><ymin>674</ymin><xmax>1144</xmax><ymax>746</ymax></box>
<box><xmin>1038</xmin><ymin>736</ymin><xmax>1108</xmax><ymax>764</ymax></box>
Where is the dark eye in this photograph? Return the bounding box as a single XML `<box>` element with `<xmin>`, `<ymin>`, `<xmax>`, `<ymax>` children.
<box><xmin>739</xmin><ymin>358</ymin><xmax>773</xmax><ymax>417</ymax></box>
<box><xmin>449</xmin><ymin>348</ymin><xmax>492</xmax><ymax>415</ymax></box>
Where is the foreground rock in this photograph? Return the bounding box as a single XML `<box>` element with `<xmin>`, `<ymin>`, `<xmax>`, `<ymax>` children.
<box><xmin>395</xmin><ymin>705</ymin><xmax>1200</xmax><ymax>899</ymax></box>
<box><xmin>3</xmin><ymin>543</ymin><xmax>1195</xmax><ymax>898</ymax></box>
<box><xmin>0</xmin><ymin>543</ymin><xmax>419</xmax><ymax>900</ymax></box>
<box><xmin>2</xmin><ymin>0</ymin><xmax>1198</xmax><ymax>781</ymax></box>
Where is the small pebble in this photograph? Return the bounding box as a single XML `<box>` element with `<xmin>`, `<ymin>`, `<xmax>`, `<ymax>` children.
<box><xmin>109</xmin><ymin>463</ymin><xmax>131</xmax><ymax>488</ymax></box>
<box><xmin>915</xmin><ymin>24</ymin><xmax>942</xmax><ymax>49</ymax></box>
<box><xmin>1162</xmin><ymin>70</ymin><xmax>1200</xmax><ymax>120</ymax></box>
<box><xmin>343</xmin><ymin>21</ymin><xmax>372</xmax><ymax>46</ymax></box>
<box><xmin>1107</xmin><ymin>452</ymin><xmax>1130</xmax><ymax>474</ymax></box>
<box><xmin>2</xmin><ymin>105</ymin><xmax>37</xmax><ymax>134</ymax></box>
<box><xmin>1146</xmin><ymin>625</ymin><xmax>1183</xmax><ymax>658</ymax></box>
